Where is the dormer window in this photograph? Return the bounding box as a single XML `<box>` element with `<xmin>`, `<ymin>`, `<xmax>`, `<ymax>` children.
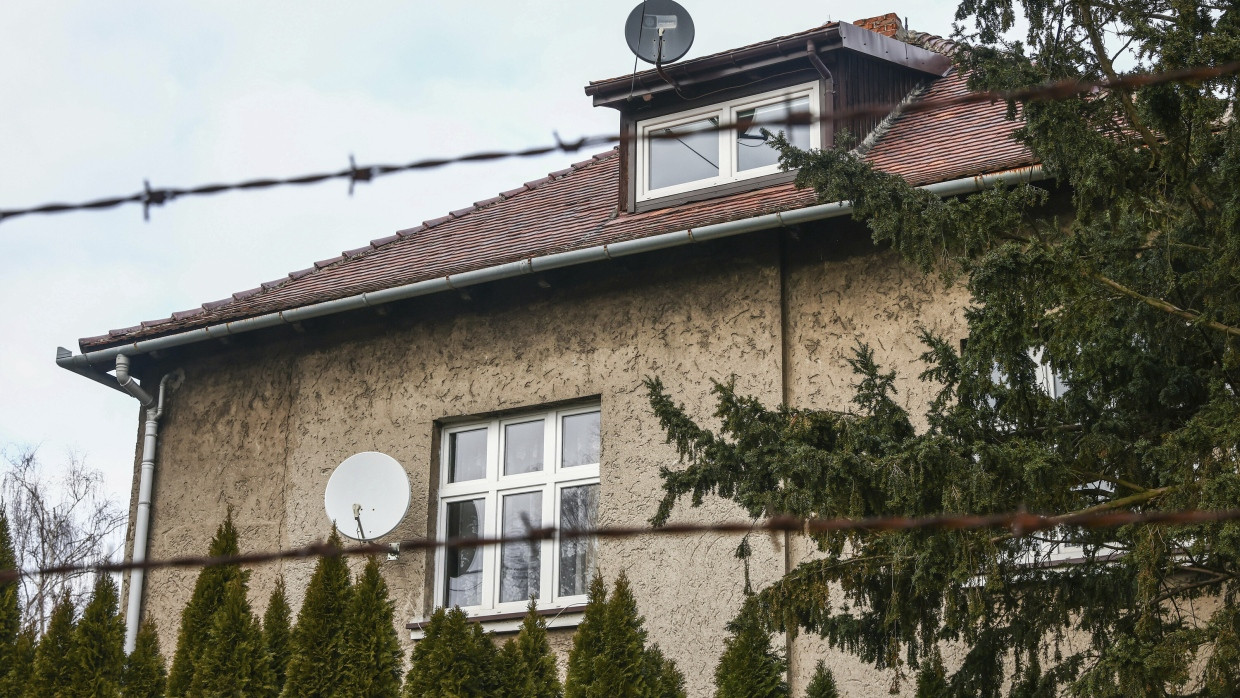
<box><xmin>636</xmin><ymin>82</ymin><xmax>820</xmax><ymax>201</ymax></box>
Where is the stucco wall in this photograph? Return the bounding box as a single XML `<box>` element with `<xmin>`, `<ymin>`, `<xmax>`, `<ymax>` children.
<box><xmin>125</xmin><ymin>224</ymin><xmax>973</xmax><ymax>696</ymax></box>
<box><xmin>134</xmin><ymin>234</ymin><xmax>791</xmax><ymax>696</ymax></box>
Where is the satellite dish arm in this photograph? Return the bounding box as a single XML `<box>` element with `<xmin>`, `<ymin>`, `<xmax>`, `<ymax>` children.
<box><xmin>654</xmin><ymin>28</ymin><xmax>690</xmax><ymax>100</ymax></box>
<box><xmin>353</xmin><ymin>503</ymin><xmax>367</xmax><ymax>540</ymax></box>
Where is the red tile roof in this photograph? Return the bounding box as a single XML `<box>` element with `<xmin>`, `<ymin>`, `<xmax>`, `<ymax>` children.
<box><xmin>79</xmin><ymin>65</ymin><xmax>1034</xmax><ymax>352</ymax></box>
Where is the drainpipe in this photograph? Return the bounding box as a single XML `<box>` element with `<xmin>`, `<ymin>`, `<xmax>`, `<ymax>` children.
<box><xmin>115</xmin><ymin>353</ymin><xmax>183</xmax><ymax>654</ymax></box>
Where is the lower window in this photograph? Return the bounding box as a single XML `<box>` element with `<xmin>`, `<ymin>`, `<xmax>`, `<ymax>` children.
<box><xmin>435</xmin><ymin>404</ymin><xmax>601</xmax><ymax>612</ymax></box>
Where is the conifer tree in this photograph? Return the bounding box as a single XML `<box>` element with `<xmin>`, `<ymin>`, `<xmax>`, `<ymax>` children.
<box><xmin>281</xmin><ymin>529</ymin><xmax>353</xmax><ymax>698</ymax></box>
<box><xmin>263</xmin><ymin>576</ymin><xmax>292</xmax><ymax>693</ymax></box>
<box><xmin>640</xmin><ymin>0</ymin><xmax>1240</xmax><ymax>693</ymax></box>
<box><xmin>28</xmin><ymin>590</ymin><xmax>76</xmax><ymax>697</ymax></box>
<box><xmin>167</xmin><ymin>511</ymin><xmax>241</xmax><ymax>696</ymax></box>
<box><xmin>564</xmin><ymin>573</ymin><xmax>607</xmax><ymax>698</ymax></box>
<box><xmin>341</xmin><ymin>557</ymin><xmax>403</xmax><ymax>698</ymax></box>
<box><xmin>497</xmin><ymin>600</ymin><xmax>562</xmax><ymax>698</ymax></box>
<box><xmin>191</xmin><ymin>575</ymin><xmax>275</xmax><ymax>698</ymax></box>
<box><xmin>565</xmin><ymin>573</ymin><xmax>685</xmax><ymax>698</ymax></box>
<box><xmin>65</xmin><ymin>573</ymin><xmax>125</xmax><ymax>697</ymax></box>
<box><xmin>123</xmin><ymin>620</ymin><xmax>168</xmax><ymax>698</ymax></box>
<box><xmin>0</xmin><ymin>511</ymin><xmax>20</xmax><ymax>691</ymax></box>
<box><xmin>805</xmin><ymin>661</ymin><xmax>839</xmax><ymax>698</ymax></box>
<box><xmin>1</xmin><ymin>627</ymin><xmax>37</xmax><ymax>698</ymax></box>
<box><xmin>594</xmin><ymin>572</ymin><xmax>650</xmax><ymax>697</ymax></box>
<box><xmin>913</xmin><ymin>650</ymin><xmax>948</xmax><ymax>698</ymax></box>
<box><xmin>403</xmin><ymin>606</ymin><xmax>499</xmax><ymax>697</ymax></box>
<box><xmin>712</xmin><ymin>605</ymin><xmax>786</xmax><ymax>698</ymax></box>
<box><xmin>642</xmin><ymin>645</ymin><xmax>686</xmax><ymax>698</ymax></box>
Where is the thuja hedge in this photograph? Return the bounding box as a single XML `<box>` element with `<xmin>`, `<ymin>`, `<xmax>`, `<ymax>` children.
<box><xmin>0</xmin><ymin>512</ymin><xmax>833</xmax><ymax>696</ymax></box>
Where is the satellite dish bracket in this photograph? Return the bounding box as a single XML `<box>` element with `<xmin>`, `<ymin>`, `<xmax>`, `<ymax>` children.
<box><xmin>654</xmin><ymin>30</ymin><xmax>689</xmax><ymax>100</ymax></box>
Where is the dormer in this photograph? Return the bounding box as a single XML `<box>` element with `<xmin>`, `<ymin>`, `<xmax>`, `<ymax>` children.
<box><xmin>584</xmin><ymin>14</ymin><xmax>951</xmax><ymax>213</ymax></box>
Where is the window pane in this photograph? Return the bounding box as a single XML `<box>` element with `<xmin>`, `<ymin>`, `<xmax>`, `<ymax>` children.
<box><xmin>558</xmin><ymin>484</ymin><xmax>600</xmax><ymax>597</ymax></box>
<box><xmin>648</xmin><ymin>117</ymin><xmax>719</xmax><ymax>191</ymax></box>
<box><xmin>735</xmin><ymin>96</ymin><xmax>811</xmax><ymax>172</ymax></box>
<box><xmin>500</xmin><ymin>491</ymin><xmax>542</xmax><ymax>603</ymax></box>
<box><xmin>444</xmin><ymin>499</ymin><xmax>484</xmax><ymax>607</ymax></box>
<box><xmin>449</xmin><ymin>428</ymin><xmax>487</xmax><ymax>483</ymax></box>
<box><xmin>562</xmin><ymin>411</ymin><xmax>600</xmax><ymax>468</ymax></box>
<box><xmin>504</xmin><ymin>420</ymin><xmax>544</xmax><ymax>475</ymax></box>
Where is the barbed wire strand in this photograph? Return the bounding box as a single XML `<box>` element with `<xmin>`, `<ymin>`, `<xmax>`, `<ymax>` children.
<box><xmin>2</xmin><ymin>506</ymin><xmax>1237</xmax><ymax>583</ymax></box>
<box><xmin>1</xmin><ymin>61</ymin><xmax>1236</xmax><ymax>226</ymax></box>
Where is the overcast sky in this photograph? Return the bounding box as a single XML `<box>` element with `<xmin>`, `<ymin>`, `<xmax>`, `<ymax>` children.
<box><xmin>0</xmin><ymin>1</ymin><xmax>960</xmax><ymax>518</ymax></box>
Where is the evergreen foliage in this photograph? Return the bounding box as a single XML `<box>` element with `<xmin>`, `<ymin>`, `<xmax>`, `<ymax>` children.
<box><xmin>263</xmin><ymin>576</ymin><xmax>292</xmax><ymax>693</ymax></box>
<box><xmin>123</xmin><ymin>620</ymin><xmax>168</xmax><ymax>698</ymax></box>
<box><xmin>281</xmin><ymin>529</ymin><xmax>353</xmax><ymax>698</ymax></box>
<box><xmin>403</xmin><ymin>606</ymin><xmax>499</xmax><ymax>697</ymax></box>
<box><xmin>593</xmin><ymin>572</ymin><xmax>649</xmax><ymax>696</ymax></box>
<box><xmin>565</xmin><ymin>572</ymin><xmax>686</xmax><ymax>698</ymax></box>
<box><xmin>805</xmin><ymin>660</ymin><xmax>839</xmax><ymax>698</ymax></box>
<box><xmin>641</xmin><ymin>645</ymin><xmax>686</xmax><ymax>698</ymax></box>
<box><xmin>1</xmin><ymin>626</ymin><xmax>37</xmax><ymax>698</ymax></box>
<box><xmin>0</xmin><ymin>511</ymin><xmax>20</xmax><ymax>692</ymax></box>
<box><xmin>497</xmin><ymin>600</ymin><xmax>562</xmax><ymax>698</ymax></box>
<box><xmin>646</xmin><ymin>1</ymin><xmax>1240</xmax><ymax>692</ymax></box>
<box><xmin>167</xmin><ymin>511</ymin><xmax>241</xmax><ymax>697</ymax></box>
<box><xmin>914</xmin><ymin>650</ymin><xmax>948</xmax><ymax>698</ymax></box>
<box><xmin>65</xmin><ymin>573</ymin><xmax>125</xmax><ymax>697</ymax></box>
<box><xmin>341</xmin><ymin>557</ymin><xmax>404</xmax><ymax>698</ymax></box>
<box><xmin>564</xmin><ymin>574</ymin><xmax>607</xmax><ymax>697</ymax></box>
<box><xmin>191</xmin><ymin>575</ymin><xmax>275</xmax><ymax>698</ymax></box>
<box><xmin>712</xmin><ymin>604</ymin><xmax>786</xmax><ymax>698</ymax></box>
<box><xmin>28</xmin><ymin>591</ymin><xmax>76</xmax><ymax>697</ymax></box>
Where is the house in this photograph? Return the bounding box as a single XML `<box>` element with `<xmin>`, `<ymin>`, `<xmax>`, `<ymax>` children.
<box><xmin>56</xmin><ymin>13</ymin><xmax>1039</xmax><ymax>696</ymax></box>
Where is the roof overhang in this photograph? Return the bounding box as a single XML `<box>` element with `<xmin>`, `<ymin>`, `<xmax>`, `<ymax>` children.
<box><xmin>57</xmin><ymin>164</ymin><xmax>1046</xmax><ymax>395</ymax></box>
<box><xmin>585</xmin><ymin>22</ymin><xmax>951</xmax><ymax>108</ymax></box>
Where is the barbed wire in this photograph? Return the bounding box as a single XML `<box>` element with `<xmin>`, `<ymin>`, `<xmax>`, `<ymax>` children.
<box><xmin>1</xmin><ymin>61</ymin><xmax>1235</xmax><ymax>226</ymax></box>
<box><xmin>2</xmin><ymin>506</ymin><xmax>1237</xmax><ymax>583</ymax></box>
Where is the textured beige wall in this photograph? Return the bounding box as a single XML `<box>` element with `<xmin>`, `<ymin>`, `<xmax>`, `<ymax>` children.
<box><xmin>125</xmin><ymin>224</ymin><xmax>974</xmax><ymax>696</ymax></box>
<box><xmin>132</xmin><ymin>236</ymin><xmax>789</xmax><ymax>696</ymax></box>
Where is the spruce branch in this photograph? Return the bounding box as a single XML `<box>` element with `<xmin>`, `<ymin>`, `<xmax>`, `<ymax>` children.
<box><xmin>1088</xmin><ymin>272</ymin><xmax>1240</xmax><ymax>338</ymax></box>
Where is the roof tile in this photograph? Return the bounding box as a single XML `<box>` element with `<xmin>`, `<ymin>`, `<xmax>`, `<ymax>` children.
<box><xmin>369</xmin><ymin>235</ymin><xmax>400</xmax><ymax>248</ymax></box>
<box><xmin>171</xmin><ymin>307</ymin><xmax>205</xmax><ymax>321</ymax></box>
<box><xmin>342</xmin><ymin>246</ymin><xmax>372</xmax><ymax>257</ymax></box>
<box><xmin>313</xmin><ymin>256</ymin><xmax>344</xmax><ymax>269</ymax></box>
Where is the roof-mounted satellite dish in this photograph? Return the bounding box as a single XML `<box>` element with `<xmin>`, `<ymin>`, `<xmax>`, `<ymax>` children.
<box><xmin>324</xmin><ymin>452</ymin><xmax>410</xmax><ymax>541</ymax></box>
<box><xmin>625</xmin><ymin>0</ymin><xmax>695</xmax><ymax>65</ymax></box>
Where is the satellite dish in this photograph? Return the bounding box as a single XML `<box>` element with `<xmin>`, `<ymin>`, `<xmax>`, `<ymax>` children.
<box><xmin>625</xmin><ymin>0</ymin><xmax>695</xmax><ymax>65</ymax></box>
<box><xmin>324</xmin><ymin>452</ymin><xmax>411</xmax><ymax>541</ymax></box>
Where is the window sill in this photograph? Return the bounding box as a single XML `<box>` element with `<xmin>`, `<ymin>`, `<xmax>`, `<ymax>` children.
<box><xmin>406</xmin><ymin>603</ymin><xmax>588</xmax><ymax>640</ymax></box>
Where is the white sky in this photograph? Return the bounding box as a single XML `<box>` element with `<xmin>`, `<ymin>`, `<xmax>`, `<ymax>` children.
<box><xmin>0</xmin><ymin>1</ymin><xmax>960</xmax><ymax>514</ymax></box>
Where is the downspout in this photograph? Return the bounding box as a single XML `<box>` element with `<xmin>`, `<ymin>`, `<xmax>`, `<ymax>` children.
<box><xmin>115</xmin><ymin>353</ymin><xmax>183</xmax><ymax>653</ymax></box>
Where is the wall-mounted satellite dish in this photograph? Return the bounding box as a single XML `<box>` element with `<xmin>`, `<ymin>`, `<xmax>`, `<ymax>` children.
<box><xmin>625</xmin><ymin>0</ymin><xmax>695</xmax><ymax>65</ymax></box>
<box><xmin>324</xmin><ymin>452</ymin><xmax>410</xmax><ymax>541</ymax></box>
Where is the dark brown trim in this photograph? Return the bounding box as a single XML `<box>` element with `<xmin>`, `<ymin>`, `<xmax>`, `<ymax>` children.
<box><xmin>405</xmin><ymin>603</ymin><xmax>588</xmax><ymax>631</ymax></box>
<box><xmin>633</xmin><ymin>171</ymin><xmax>799</xmax><ymax>214</ymax></box>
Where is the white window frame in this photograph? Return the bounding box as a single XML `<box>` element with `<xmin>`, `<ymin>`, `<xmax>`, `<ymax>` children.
<box><xmin>433</xmin><ymin>404</ymin><xmax>601</xmax><ymax>615</ymax></box>
<box><xmin>635</xmin><ymin>81</ymin><xmax>821</xmax><ymax>202</ymax></box>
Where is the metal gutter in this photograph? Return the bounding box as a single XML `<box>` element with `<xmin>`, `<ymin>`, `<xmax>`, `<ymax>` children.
<box><xmin>57</xmin><ymin>164</ymin><xmax>1046</xmax><ymax>391</ymax></box>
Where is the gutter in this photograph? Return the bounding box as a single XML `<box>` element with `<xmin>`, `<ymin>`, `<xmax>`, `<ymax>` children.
<box><xmin>56</xmin><ymin>164</ymin><xmax>1046</xmax><ymax>391</ymax></box>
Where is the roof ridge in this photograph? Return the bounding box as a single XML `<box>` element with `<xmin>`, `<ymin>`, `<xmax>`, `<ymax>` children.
<box><xmin>146</xmin><ymin>148</ymin><xmax>620</xmax><ymax>334</ymax></box>
<box><xmin>853</xmin><ymin>81</ymin><xmax>934</xmax><ymax>158</ymax></box>
<box><xmin>896</xmin><ymin>28</ymin><xmax>961</xmax><ymax>57</ymax></box>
